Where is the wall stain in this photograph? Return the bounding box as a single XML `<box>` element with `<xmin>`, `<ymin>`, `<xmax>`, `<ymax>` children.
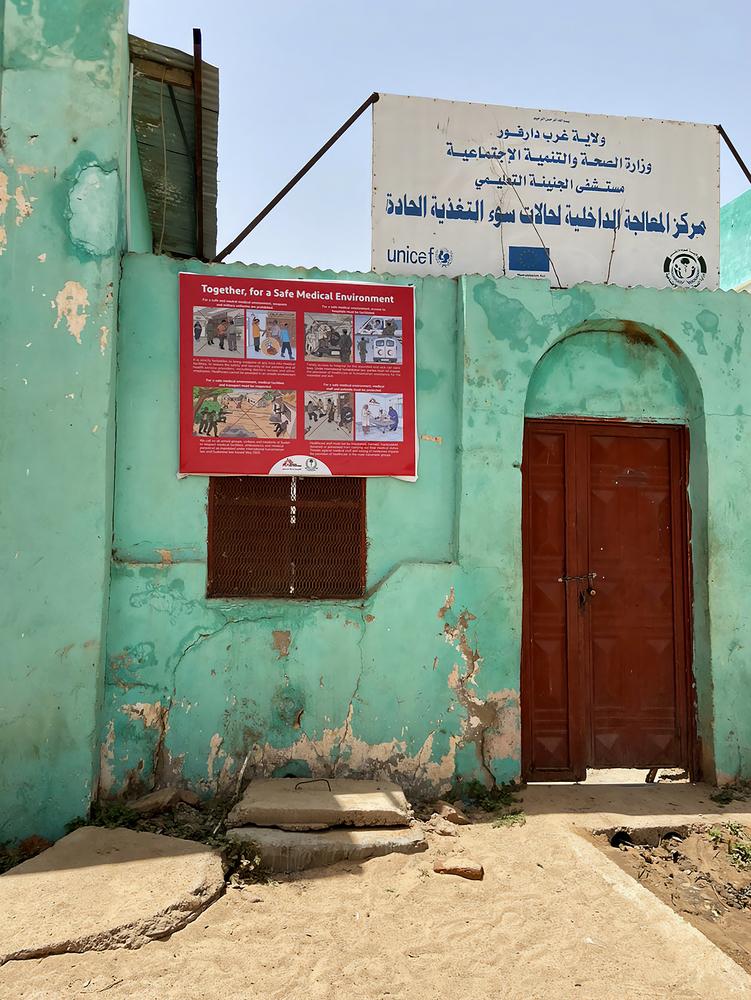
<box><xmin>417</xmin><ymin>368</ymin><xmax>442</xmax><ymax>390</ymax></box>
<box><xmin>473</xmin><ymin>279</ymin><xmax>548</xmax><ymax>352</ymax></box>
<box><xmin>272</xmin><ymin>630</ymin><xmax>291</xmax><ymax>658</ymax></box>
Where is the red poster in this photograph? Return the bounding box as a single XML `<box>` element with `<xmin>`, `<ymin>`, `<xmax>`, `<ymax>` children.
<box><xmin>179</xmin><ymin>273</ymin><xmax>416</xmax><ymax>477</ymax></box>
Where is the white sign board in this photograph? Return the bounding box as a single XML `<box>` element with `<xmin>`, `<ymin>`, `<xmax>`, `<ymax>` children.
<box><xmin>372</xmin><ymin>94</ymin><xmax>719</xmax><ymax>290</ymax></box>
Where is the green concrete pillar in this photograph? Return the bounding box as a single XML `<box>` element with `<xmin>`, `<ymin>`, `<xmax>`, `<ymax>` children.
<box><xmin>0</xmin><ymin>0</ymin><xmax>129</xmax><ymax>839</ymax></box>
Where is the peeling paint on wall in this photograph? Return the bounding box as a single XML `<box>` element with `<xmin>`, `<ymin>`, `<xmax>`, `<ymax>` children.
<box><xmin>450</xmin><ymin>673</ymin><xmax>521</xmax><ymax>768</ymax></box>
<box><xmin>53</xmin><ymin>280</ymin><xmax>89</xmax><ymax>343</ymax></box>
<box><xmin>437</xmin><ymin>586</ymin><xmax>455</xmax><ymax>619</ymax></box>
<box><xmin>98</xmin><ymin>720</ymin><xmax>115</xmax><ymax>796</ymax></box>
<box><xmin>440</xmin><ymin>593</ymin><xmax>521</xmax><ymax>781</ymax></box>
<box><xmin>120</xmin><ymin>700</ymin><xmax>185</xmax><ymax>790</ymax></box>
<box><xmin>240</xmin><ymin>716</ymin><xmax>459</xmax><ymax>796</ymax></box>
<box><xmin>121</xmin><ymin>700</ymin><xmax>168</xmax><ymax>730</ymax></box>
<box><xmin>0</xmin><ymin>171</ymin><xmax>9</xmax><ymax>255</ymax></box>
<box><xmin>14</xmin><ymin>184</ymin><xmax>33</xmax><ymax>225</ymax></box>
<box><xmin>0</xmin><ymin>171</ymin><xmax>9</xmax><ymax>216</ymax></box>
<box><xmin>272</xmin><ymin>630</ymin><xmax>291</xmax><ymax>658</ymax></box>
<box><xmin>443</xmin><ymin>608</ymin><xmax>481</xmax><ymax>685</ymax></box>
<box><xmin>207</xmin><ymin>733</ymin><xmax>224</xmax><ymax>782</ymax></box>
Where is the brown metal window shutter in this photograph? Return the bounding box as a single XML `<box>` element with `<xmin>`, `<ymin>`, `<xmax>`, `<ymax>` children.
<box><xmin>207</xmin><ymin>476</ymin><xmax>366</xmax><ymax>600</ymax></box>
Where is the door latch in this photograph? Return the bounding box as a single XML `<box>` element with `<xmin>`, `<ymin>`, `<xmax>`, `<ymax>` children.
<box><xmin>558</xmin><ymin>572</ymin><xmax>597</xmax><ymax>587</ymax></box>
<box><xmin>559</xmin><ymin>572</ymin><xmax>597</xmax><ymax>608</ymax></box>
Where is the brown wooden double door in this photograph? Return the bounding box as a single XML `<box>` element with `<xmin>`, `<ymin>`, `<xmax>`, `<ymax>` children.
<box><xmin>521</xmin><ymin>419</ymin><xmax>693</xmax><ymax>781</ymax></box>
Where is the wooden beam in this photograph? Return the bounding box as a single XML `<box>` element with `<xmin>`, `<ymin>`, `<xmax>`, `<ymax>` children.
<box><xmin>131</xmin><ymin>56</ymin><xmax>193</xmax><ymax>90</ymax></box>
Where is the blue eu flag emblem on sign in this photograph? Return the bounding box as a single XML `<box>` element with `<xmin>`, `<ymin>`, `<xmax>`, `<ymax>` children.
<box><xmin>508</xmin><ymin>246</ymin><xmax>550</xmax><ymax>272</ymax></box>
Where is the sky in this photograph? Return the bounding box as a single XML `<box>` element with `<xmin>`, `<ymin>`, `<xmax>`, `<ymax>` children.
<box><xmin>129</xmin><ymin>0</ymin><xmax>751</xmax><ymax>272</ymax></box>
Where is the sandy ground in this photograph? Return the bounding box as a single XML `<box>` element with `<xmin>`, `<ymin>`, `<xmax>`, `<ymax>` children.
<box><xmin>2</xmin><ymin>784</ymin><xmax>751</xmax><ymax>1000</ymax></box>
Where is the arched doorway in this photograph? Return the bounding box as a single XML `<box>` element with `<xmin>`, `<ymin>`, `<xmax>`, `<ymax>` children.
<box><xmin>521</xmin><ymin>327</ymin><xmax>702</xmax><ymax>781</ymax></box>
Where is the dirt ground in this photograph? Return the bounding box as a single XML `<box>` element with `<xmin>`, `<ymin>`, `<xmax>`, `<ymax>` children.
<box><xmin>2</xmin><ymin>784</ymin><xmax>751</xmax><ymax>1000</ymax></box>
<box><xmin>596</xmin><ymin>822</ymin><xmax>751</xmax><ymax>974</ymax></box>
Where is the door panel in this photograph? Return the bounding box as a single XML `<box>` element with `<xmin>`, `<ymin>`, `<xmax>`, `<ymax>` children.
<box><xmin>522</xmin><ymin>425</ymin><xmax>584</xmax><ymax>779</ymax></box>
<box><xmin>586</xmin><ymin>426</ymin><xmax>685</xmax><ymax>767</ymax></box>
<box><xmin>522</xmin><ymin>419</ymin><xmax>691</xmax><ymax>780</ymax></box>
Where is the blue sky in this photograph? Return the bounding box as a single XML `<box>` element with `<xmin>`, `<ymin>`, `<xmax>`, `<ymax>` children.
<box><xmin>129</xmin><ymin>0</ymin><xmax>751</xmax><ymax>272</ymax></box>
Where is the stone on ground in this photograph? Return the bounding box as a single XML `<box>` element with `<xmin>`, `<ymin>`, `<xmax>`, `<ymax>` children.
<box><xmin>227</xmin><ymin>824</ymin><xmax>427</xmax><ymax>872</ymax></box>
<box><xmin>433</xmin><ymin>800</ymin><xmax>471</xmax><ymax>825</ymax></box>
<box><xmin>433</xmin><ymin>858</ymin><xmax>484</xmax><ymax>880</ymax></box>
<box><xmin>425</xmin><ymin>814</ymin><xmax>458</xmax><ymax>836</ymax></box>
<box><xmin>0</xmin><ymin>826</ymin><xmax>224</xmax><ymax>964</ymax></box>
<box><xmin>227</xmin><ymin>778</ymin><xmax>412</xmax><ymax>830</ymax></box>
<box><xmin>129</xmin><ymin>787</ymin><xmax>200</xmax><ymax>815</ymax></box>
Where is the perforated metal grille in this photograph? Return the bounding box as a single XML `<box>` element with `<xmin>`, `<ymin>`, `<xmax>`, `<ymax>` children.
<box><xmin>207</xmin><ymin>476</ymin><xmax>366</xmax><ymax>599</ymax></box>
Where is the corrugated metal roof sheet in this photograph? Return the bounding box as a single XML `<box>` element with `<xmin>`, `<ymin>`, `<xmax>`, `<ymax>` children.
<box><xmin>129</xmin><ymin>34</ymin><xmax>218</xmax><ymax>259</ymax></box>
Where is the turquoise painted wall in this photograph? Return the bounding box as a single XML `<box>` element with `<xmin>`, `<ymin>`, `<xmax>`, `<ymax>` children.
<box><xmin>525</xmin><ymin>331</ymin><xmax>689</xmax><ymax>422</ymax></box>
<box><xmin>104</xmin><ymin>254</ymin><xmax>751</xmax><ymax>803</ymax></box>
<box><xmin>720</xmin><ymin>188</ymin><xmax>751</xmax><ymax>290</ymax></box>
<box><xmin>2</xmin><ymin>0</ymin><xmax>751</xmax><ymax>840</ymax></box>
<box><xmin>0</xmin><ymin>0</ymin><xmax>128</xmax><ymax>840</ymax></box>
<box><xmin>127</xmin><ymin>126</ymin><xmax>152</xmax><ymax>254</ymax></box>
<box><xmin>103</xmin><ymin>255</ymin><xmax>472</xmax><ymax>799</ymax></box>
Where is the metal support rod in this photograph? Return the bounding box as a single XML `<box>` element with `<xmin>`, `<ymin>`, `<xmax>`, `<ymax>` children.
<box><xmin>192</xmin><ymin>28</ymin><xmax>206</xmax><ymax>261</ymax></box>
<box><xmin>717</xmin><ymin>124</ymin><xmax>751</xmax><ymax>187</ymax></box>
<box><xmin>214</xmin><ymin>91</ymin><xmax>380</xmax><ymax>263</ymax></box>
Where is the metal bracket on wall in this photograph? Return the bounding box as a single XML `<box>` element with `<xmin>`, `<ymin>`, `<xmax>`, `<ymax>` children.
<box><xmin>212</xmin><ymin>108</ymin><xmax>750</xmax><ymax>265</ymax></box>
<box><xmin>717</xmin><ymin>124</ymin><xmax>751</xmax><ymax>187</ymax></box>
<box><xmin>214</xmin><ymin>92</ymin><xmax>380</xmax><ymax>263</ymax></box>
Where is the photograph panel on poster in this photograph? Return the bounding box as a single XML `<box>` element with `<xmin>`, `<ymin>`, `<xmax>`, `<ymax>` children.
<box><xmin>193</xmin><ymin>387</ymin><xmax>297</xmax><ymax>440</ymax></box>
<box><xmin>192</xmin><ymin>307</ymin><xmax>245</xmax><ymax>358</ymax></box>
<box><xmin>246</xmin><ymin>310</ymin><xmax>296</xmax><ymax>360</ymax></box>
<box><xmin>304</xmin><ymin>392</ymin><xmax>354</xmax><ymax>441</ymax></box>
<box><xmin>354</xmin><ymin>315</ymin><xmax>403</xmax><ymax>364</ymax></box>
<box><xmin>355</xmin><ymin>392</ymin><xmax>404</xmax><ymax>442</ymax></box>
<box><xmin>304</xmin><ymin>313</ymin><xmax>354</xmax><ymax>363</ymax></box>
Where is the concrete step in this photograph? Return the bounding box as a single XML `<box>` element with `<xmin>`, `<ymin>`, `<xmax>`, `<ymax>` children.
<box><xmin>226</xmin><ymin>778</ymin><xmax>412</xmax><ymax>830</ymax></box>
<box><xmin>227</xmin><ymin>824</ymin><xmax>427</xmax><ymax>873</ymax></box>
<box><xmin>0</xmin><ymin>827</ymin><xmax>224</xmax><ymax>964</ymax></box>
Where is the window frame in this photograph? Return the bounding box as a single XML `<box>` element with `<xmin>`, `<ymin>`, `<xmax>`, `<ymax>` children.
<box><xmin>206</xmin><ymin>475</ymin><xmax>367</xmax><ymax>601</ymax></box>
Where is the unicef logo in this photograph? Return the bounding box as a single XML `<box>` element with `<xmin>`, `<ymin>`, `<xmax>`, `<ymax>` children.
<box><xmin>436</xmin><ymin>247</ymin><xmax>453</xmax><ymax>268</ymax></box>
<box><xmin>663</xmin><ymin>250</ymin><xmax>707</xmax><ymax>289</ymax></box>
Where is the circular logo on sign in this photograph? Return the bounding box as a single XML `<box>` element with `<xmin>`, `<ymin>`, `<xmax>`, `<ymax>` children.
<box><xmin>436</xmin><ymin>247</ymin><xmax>453</xmax><ymax>268</ymax></box>
<box><xmin>663</xmin><ymin>250</ymin><xmax>707</xmax><ymax>289</ymax></box>
<box><xmin>305</xmin><ymin>457</ymin><xmax>318</xmax><ymax>471</ymax></box>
